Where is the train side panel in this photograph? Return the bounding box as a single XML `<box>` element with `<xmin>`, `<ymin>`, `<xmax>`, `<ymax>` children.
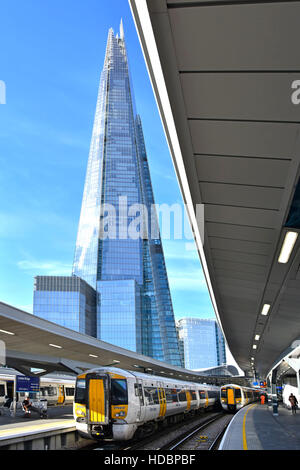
<box><xmin>73</xmin><ymin>367</ymin><xmax>221</xmax><ymax>441</ymax></box>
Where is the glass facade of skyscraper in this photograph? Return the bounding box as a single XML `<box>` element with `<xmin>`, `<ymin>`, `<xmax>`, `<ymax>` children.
<box><xmin>177</xmin><ymin>318</ymin><xmax>226</xmax><ymax>370</ymax></box>
<box><xmin>72</xmin><ymin>23</ymin><xmax>181</xmax><ymax>366</ymax></box>
<box><xmin>33</xmin><ymin>276</ymin><xmax>97</xmax><ymax>336</ymax></box>
<box><xmin>97</xmin><ymin>279</ymin><xmax>141</xmax><ymax>352</ymax></box>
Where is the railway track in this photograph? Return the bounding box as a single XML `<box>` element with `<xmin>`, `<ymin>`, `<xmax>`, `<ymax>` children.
<box><xmin>89</xmin><ymin>411</ymin><xmax>226</xmax><ymax>451</ymax></box>
<box><xmin>159</xmin><ymin>412</ymin><xmax>232</xmax><ymax>451</ymax></box>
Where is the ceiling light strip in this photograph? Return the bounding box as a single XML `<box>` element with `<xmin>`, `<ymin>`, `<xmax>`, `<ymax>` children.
<box><xmin>278</xmin><ymin>231</ymin><xmax>298</xmax><ymax>264</ymax></box>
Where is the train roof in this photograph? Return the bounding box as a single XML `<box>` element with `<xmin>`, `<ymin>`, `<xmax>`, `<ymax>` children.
<box><xmin>221</xmin><ymin>383</ymin><xmax>259</xmax><ymax>390</ymax></box>
<box><xmin>79</xmin><ymin>366</ymin><xmax>220</xmax><ymax>389</ymax></box>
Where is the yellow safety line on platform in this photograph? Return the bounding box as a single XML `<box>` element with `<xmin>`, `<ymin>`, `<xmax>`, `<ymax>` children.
<box><xmin>243</xmin><ymin>404</ymin><xmax>257</xmax><ymax>450</ymax></box>
<box><xmin>0</xmin><ymin>420</ymin><xmax>76</xmax><ymax>439</ymax></box>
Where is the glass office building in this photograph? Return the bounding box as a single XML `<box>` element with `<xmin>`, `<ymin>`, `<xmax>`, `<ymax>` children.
<box><xmin>177</xmin><ymin>318</ymin><xmax>226</xmax><ymax>370</ymax></box>
<box><xmin>72</xmin><ymin>22</ymin><xmax>180</xmax><ymax>366</ymax></box>
<box><xmin>33</xmin><ymin>276</ymin><xmax>97</xmax><ymax>336</ymax></box>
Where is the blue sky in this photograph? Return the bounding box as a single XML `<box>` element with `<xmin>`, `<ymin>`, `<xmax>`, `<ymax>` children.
<box><xmin>0</xmin><ymin>0</ymin><xmax>215</xmax><ymax>321</ymax></box>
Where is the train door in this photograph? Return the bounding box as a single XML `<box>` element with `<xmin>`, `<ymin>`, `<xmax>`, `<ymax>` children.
<box><xmin>199</xmin><ymin>390</ymin><xmax>207</xmax><ymax>408</ymax></box>
<box><xmin>135</xmin><ymin>379</ymin><xmax>145</xmax><ymax>422</ymax></box>
<box><xmin>227</xmin><ymin>388</ymin><xmax>235</xmax><ymax>405</ymax></box>
<box><xmin>186</xmin><ymin>390</ymin><xmax>191</xmax><ymax>411</ymax></box>
<box><xmin>86</xmin><ymin>373</ymin><xmax>109</xmax><ymax>425</ymax></box>
<box><xmin>57</xmin><ymin>385</ymin><xmax>65</xmax><ymax>405</ymax></box>
<box><xmin>227</xmin><ymin>387</ymin><xmax>236</xmax><ymax>410</ymax></box>
<box><xmin>158</xmin><ymin>386</ymin><xmax>166</xmax><ymax>418</ymax></box>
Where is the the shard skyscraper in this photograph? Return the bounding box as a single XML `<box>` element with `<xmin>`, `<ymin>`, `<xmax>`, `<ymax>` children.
<box><xmin>72</xmin><ymin>22</ymin><xmax>181</xmax><ymax>366</ymax></box>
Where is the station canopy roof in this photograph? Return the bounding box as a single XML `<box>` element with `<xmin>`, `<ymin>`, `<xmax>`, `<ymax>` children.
<box><xmin>0</xmin><ymin>301</ymin><xmax>247</xmax><ymax>385</ymax></box>
<box><xmin>129</xmin><ymin>0</ymin><xmax>300</xmax><ymax>377</ymax></box>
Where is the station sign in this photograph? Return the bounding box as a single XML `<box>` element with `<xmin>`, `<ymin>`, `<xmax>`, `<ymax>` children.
<box><xmin>16</xmin><ymin>375</ymin><xmax>40</xmax><ymax>393</ymax></box>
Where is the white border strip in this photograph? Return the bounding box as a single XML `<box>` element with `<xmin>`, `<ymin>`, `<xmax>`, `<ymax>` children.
<box><xmin>218</xmin><ymin>405</ymin><xmax>249</xmax><ymax>450</ymax></box>
<box><xmin>0</xmin><ymin>420</ymin><xmax>76</xmax><ymax>441</ymax></box>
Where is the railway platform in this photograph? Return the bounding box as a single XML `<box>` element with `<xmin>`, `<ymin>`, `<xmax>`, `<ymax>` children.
<box><xmin>0</xmin><ymin>405</ymin><xmax>87</xmax><ymax>449</ymax></box>
<box><xmin>219</xmin><ymin>403</ymin><xmax>300</xmax><ymax>450</ymax></box>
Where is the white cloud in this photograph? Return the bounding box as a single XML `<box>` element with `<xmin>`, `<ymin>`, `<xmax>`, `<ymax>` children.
<box><xmin>18</xmin><ymin>259</ymin><xmax>72</xmax><ymax>276</ymax></box>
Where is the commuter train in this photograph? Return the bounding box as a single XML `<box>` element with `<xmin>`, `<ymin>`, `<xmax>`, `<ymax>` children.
<box><xmin>74</xmin><ymin>367</ymin><xmax>220</xmax><ymax>441</ymax></box>
<box><xmin>0</xmin><ymin>368</ymin><xmax>75</xmax><ymax>406</ymax></box>
<box><xmin>220</xmin><ymin>384</ymin><xmax>260</xmax><ymax>412</ymax></box>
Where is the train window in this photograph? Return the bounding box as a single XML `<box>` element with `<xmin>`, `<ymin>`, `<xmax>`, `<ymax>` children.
<box><xmin>144</xmin><ymin>388</ymin><xmax>154</xmax><ymax>405</ymax></box>
<box><xmin>165</xmin><ymin>388</ymin><xmax>178</xmax><ymax>403</ymax></box>
<box><xmin>191</xmin><ymin>390</ymin><xmax>197</xmax><ymax>401</ymax></box>
<box><xmin>165</xmin><ymin>389</ymin><xmax>172</xmax><ymax>403</ymax></box>
<box><xmin>178</xmin><ymin>390</ymin><xmax>187</xmax><ymax>402</ymax></box>
<box><xmin>40</xmin><ymin>387</ymin><xmax>59</xmax><ymax>397</ymax></box>
<box><xmin>199</xmin><ymin>391</ymin><xmax>206</xmax><ymax>399</ymax></box>
<box><xmin>221</xmin><ymin>389</ymin><xmax>227</xmax><ymax>398</ymax></box>
<box><xmin>111</xmin><ymin>379</ymin><xmax>128</xmax><ymax>405</ymax></box>
<box><xmin>152</xmin><ymin>389</ymin><xmax>159</xmax><ymax>405</ymax></box>
<box><xmin>168</xmin><ymin>389</ymin><xmax>179</xmax><ymax>403</ymax></box>
<box><xmin>0</xmin><ymin>384</ymin><xmax>5</xmax><ymax>397</ymax></box>
<box><xmin>235</xmin><ymin>388</ymin><xmax>241</xmax><ymax>398</ymax></box>
<box><xmin>75</xmin><ymin>379</ymin><xmax>86</xmax><ymax>404</ymax></box>
<box><xmin>66</xmin><ymin>388</ymin><xmax>74</xmax><ymax>397</ymax></box>
<box><xmin>144</xmin><ymin>387</ymin><xmax>160</xmax><ymax>405</ymax></box>
<box><xmin>208</xmin><ymin>390</ymin><xmax>217</xmax><ymax>398</ymax></box>
<box><xmin>40</xmin><ymin>386</ymin><xmax>57</xmax><ymax>397</ymax></box>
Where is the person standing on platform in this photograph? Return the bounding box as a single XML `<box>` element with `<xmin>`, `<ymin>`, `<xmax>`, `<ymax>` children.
<box><xmin>289</xmin><ymin>393</ymin><xmax>298</xmax><ymax>415</ymax></box>
<box><xmin>260</xmin><ymin>394</ymin><xmax>266</xmax><ymax>405</ymax></box>
<box><xmin>3</xmin><ymin>395</ymin><xmax>12</xmax><ymax>408</ymax></box>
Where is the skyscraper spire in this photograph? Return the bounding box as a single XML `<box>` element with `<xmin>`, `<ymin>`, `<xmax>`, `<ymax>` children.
<box><xmin>72</xmin><ymin>25</ymin><xmax>181</xmax><ymax>366</ymax></box>
<box><xmin>120</xmin><ymin>18</ymin><xmax>124</xmax><ymax>40</ymax></box>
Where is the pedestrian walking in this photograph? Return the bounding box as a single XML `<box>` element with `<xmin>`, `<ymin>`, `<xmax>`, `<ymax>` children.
<box><xmin>289</xmin><ymin>393</ymin><xmax>298</xmax><ymax>415</ymax></box>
